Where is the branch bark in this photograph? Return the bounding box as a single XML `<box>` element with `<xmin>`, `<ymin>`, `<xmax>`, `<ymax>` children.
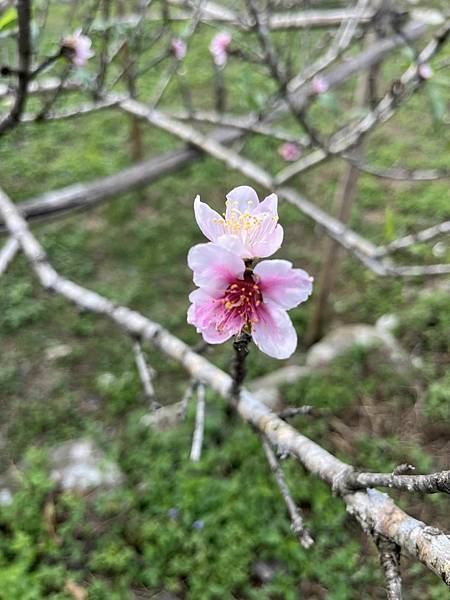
<box><xmin>0</xmin><ymin>184</ymin><xmax>449</xmax><ymax>587</ymax></box>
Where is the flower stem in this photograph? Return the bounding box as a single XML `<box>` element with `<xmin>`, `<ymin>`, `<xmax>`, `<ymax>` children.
<box><xmin>231</xmin><ymin>331</ymin><xmax>251</xmax><ymax>403</ymax></box>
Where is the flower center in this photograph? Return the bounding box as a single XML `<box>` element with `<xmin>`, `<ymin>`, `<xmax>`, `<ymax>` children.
<box><xmin>220</xmin><ymin>274</ymin><xmax>262</xmax><ymax>328</ymax></box>
<box><xmin>212</xmin><ymin>200</ymin><xmax>278</xmax><ymax>238</ymax></box>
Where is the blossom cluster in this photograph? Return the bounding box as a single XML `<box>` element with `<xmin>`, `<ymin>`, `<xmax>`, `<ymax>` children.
<box><xmin>187</xmin><ymin>186</ymin><xmax>313</xmax><ymax>359</ymax></box>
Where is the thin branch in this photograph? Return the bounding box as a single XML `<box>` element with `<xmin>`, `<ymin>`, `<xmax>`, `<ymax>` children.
<box><xmin>133</xmin><ymin>340</ymin><xmax>159</xmax><ymax>411</ymax></box>
<box><xmin>278</xmin><ymin>406</ymin><xmax>314</xmax><ymax>420</ymax></box>
<box><xmin>170</xmin><ymin>109</ymin><xmax>309</xmax><ymax>144</ymax></box>
<box><xmin>1</xmin><ymin>185</ymin><xmax>449</xmax><ymax>585</ymax></box>
<box><xmin>231</xmin><ymin>330</ymin><xmax>251</xmax><ymax>403</ymax></box>
<box><xmin>345</xmin><ymin>470</ymin><xmax>450</xmax><ymax>495</ymax></box>
<box><xmin>179</xmin><ymin>379</ymin><xmax>197</xmax><ymax>420</ymax></box>
<box><xmin>20</xmin><ymin>97</ymin><xmax>123</xmax><ymax>123</ymax></box>
<box><xmin>118</xmin><ymin>99</ymin><xmax>386</xmax><ymax>274</ymax></box>
<box><xmin>260</xmin><ymin>433</ymin><xmax>314</xmax><ymax>549</ymax></box>
<box><xmin>190</xmin><ymin>382</ymin><xmax>206</xmax><ymax>462</ymax></box>
<box><xmin>376</xmin><ymin>221</ymin><xmax>450</xmax><ymax>257</ymax></box>
<box><xmin>0</xmin><ymin>236</ymin><xmax>19</xmax><ymax>275</ymax></box>
<box><xmin>0</xmin><ymin>127</ymin><xmax>243</xmax><ymax>230</ymax></box>
<box><xmin>374</xmin><ymin>535</ymin><xmax>402</xmax><ymax>600</ymax></box>
<box><xmin>0</xmin><ymin>0</ymin><xmax>32</xmax><ymax>135</ymax></box>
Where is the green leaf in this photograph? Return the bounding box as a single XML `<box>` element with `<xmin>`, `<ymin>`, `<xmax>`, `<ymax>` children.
<box><xmin>0</xmin><ymin>6</ymin><xmax>17</xmax><ymax>31</ymax></box>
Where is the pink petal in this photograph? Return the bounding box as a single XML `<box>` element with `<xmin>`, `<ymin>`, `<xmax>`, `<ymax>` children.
<box><xmin>254</xmin><ymin>260</ymin><xmax>313</xmax><ymax>309</ymax></box>
<box><xmin>187</xmin><ymin>242</ymin><xmax>245</xmax><ymax>292</ymax></box>
<box><xmin>225</xmin><ymin>186</ymin><xmax>259</xmax><ymax>218</ymax></box>
<box><xmin>194</xmin><ymin>195</ymin><xmax>225</xmax><ymax>242</ymax></box>
<box><xmin>199</xmin><ymin>324</ymin><xmax>234</xmax><ymax>344</ymax></box>
<box><xmin>253</xmin><ymin>192</ymin><xmax>278</xmax><ymax>217</ymax></box>
<box><xmin>251</xmin><ymin>224</ymin><xmax>284</xmax><ymax>258</ymax></box>
<box><xmin>252</xmin><ymin>302</ymin><xmax>297</xmax><ymax>359</ymax></box>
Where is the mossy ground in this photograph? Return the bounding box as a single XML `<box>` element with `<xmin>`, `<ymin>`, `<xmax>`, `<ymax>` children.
<box><xmin>0</xmin><ymin>8</ymin><xmax>450</xmax><ymax>599</ymax></box>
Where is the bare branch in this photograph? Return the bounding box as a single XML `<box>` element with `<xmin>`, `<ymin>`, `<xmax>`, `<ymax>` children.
<box><xmin>1</xmin><ymin>185</ymin><xmax>449</xmax><ymax>586</ymax></box>
<box><xmin>374</xmin><ymin>535</ymin><xmax>402</xmax><ymax>600</ymax></box>
<box><xmin>260</xmin><ymin>433</ymin><xmax>314</xmax><ymax>549</ymax></box>
<box><xmin>190</xmin><ymin>383</ymin><xmax>206</xmax><ymax>462</ymax></box>
<box><xmin>376</xmin><ymin>221</ymin><xmax>450</xmax><ymax>257</ymax></box>
<box><xmin>0</xmin><ymin>237</ymin><xmax>19</xmax><ymax>275</ymax></box>
<box><xmin>278</xmin><ymin>406</ymin><xmax>314</xmax><ymax>420</ymax></box>
<box><xmin>0</xmin><ymin>0</ymin><xmax>32</xmax><ymax>135</ymax></box>
<box><xmin>0</xmin><ymin>128</ymin><xmax>243</xmax><ymax>230</ymax></box>
<box><xmin>344</xmin><ymin>470</ymin><xmax>450</xmax><ymax>495</ymax></box>
<box><xmin>133</xmin><ymin>340</ymin><xmax>159</xmax><ymax>411</ymax></box>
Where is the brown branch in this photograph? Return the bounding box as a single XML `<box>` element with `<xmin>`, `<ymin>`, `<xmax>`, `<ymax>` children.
<box><xmin>260</xmin><ymin>433</ymin><xmax>314</xmax><ymax>549</ymax></box>
<box><xmin>0</xmin><ymin>0</ymin><xmax>32</xmax><ymax>135</ymax></box>
<box><xmin>231</xmin><ymin>330</ymin><xmax>251</xmax><ymax>403</ymax></box>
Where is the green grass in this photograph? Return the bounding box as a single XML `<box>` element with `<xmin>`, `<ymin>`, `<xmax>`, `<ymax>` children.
<box><xmin>1</xmin><ymin>9</ymin><xmax>450</xmax><ymax>599</ymax></box>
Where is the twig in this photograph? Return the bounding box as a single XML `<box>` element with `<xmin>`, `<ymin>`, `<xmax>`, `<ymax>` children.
<box><xmin>260</xmin><ymin>433</ymin><xmax>314</xmax><ymax>548</ymax></box>
<box><xmin>344</xmin><ymin>469</ymin><xmax>450</xmax><ymax>495</ymax></box>
<box><xmin>0</xmin><ymin>0</ymin><xmax>31</xmax><ymax>135</ymax></box>
<box><xmin>0</xmin><ymin>127</ymin><xmax>243</xmax><ymax>230</ymax></box>
<box><xmin>376</xmin><ymin>221</ymin><xmax>450</xmax><ymax>257</ymax></box>
<box><xmin>178</xmin><ymin>379</ymin><xmax>197</xmax><ymax>420</ymax></box>
<box><xmin>374</xmin><ymin>535</ymin><xmax>402</xmax><ymax>600</ymax></box>
<box><xmin>0</xmin><ymin>236</ymin><xmax>19</xmax><ymax>275</ymax></box>
<box><xmin>170</xmin><ymin>109</ymin><xmax>309</xmax><ymax>144</ymax></box>
<box><xmin>231</xmin><ymin>331</ymin><xmax>251</xmax><ymax>403</ymax></box>
<box><xmin>190</xmin><ymin>383</ymin><xmax>206</xmax><ymax>462</ymax></box>
<box><xmin>278</xmin><ymin>406</ymin><xmax>314</xmax><ymax>420</ymax></box>
<box><xmin>1</xmin><ymin>185</ymin><xmax>450</xmax><ymax>585</ymax></box>
<box><xmin>133</xmin><ymin>340</ymin><xmax>159</xmax><ymax>411</ymax></box>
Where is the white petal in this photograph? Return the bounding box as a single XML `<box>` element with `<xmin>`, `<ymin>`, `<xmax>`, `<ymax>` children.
<box><xmin>194</xmin><ymin>195</ymin><xmax>225</xmax><ymax>242</ymax></box>
<box><xmin>225</xmin><ymin>186</ymin><xmax>259</xmax><ymax>218</ymax></box>
<box><xmin>252</xmin><ymin>302</ymin><xmax>297</xmax><ymax>359</ymax></box>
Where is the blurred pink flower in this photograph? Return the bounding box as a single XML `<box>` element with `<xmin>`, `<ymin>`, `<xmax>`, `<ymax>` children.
<box><xmin>209</xmin><ymin>31</ymin><xmax>231</xmax><ymax>67</ymax></box>
<box><xmin>194</xmin><ymin>186</ymin><xmax>283</xmax><ymax>259</ymax></box>
<box><xmin>171</xmin><ymin>38</ymin><xmax>187</xmax><ymax>60</ymax></box>
<box><xmin>278</xmin><ymin>142</ymin><xmax>301</xmax><ymax>162</ymax></box>
<box><xmin>418</xmin><ymin>63</ymin><xmax>433</xmax><ymax>79</ymax></box>
<box><xmin>187</xmin><ymin>240</ymin><xmax>313</xmax><ymax>359</ymax></box>
<box><xmin>62</xmin><ymin>29</ymin><xmax>94</xmax><ymax>67</ymax></box>
<box><xmin>312</xmin><ymin>75</ymin><xmax>329</xmax><ymax>94</ymax></box>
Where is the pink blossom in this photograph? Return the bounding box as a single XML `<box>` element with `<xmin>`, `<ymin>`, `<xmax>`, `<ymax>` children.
<box><xmin>171</xmin><ymin>38</ymin><xmax>187</xmax><ymax>61</ymax></box>
<box><xmin>278</xmin><ymin>142</ymin><xmax>301</xmax><ymax>162</ymax></box>
<box><xmin>418</xmin><ymin>63</ymin><xmax>433</xmax><ymax>80</ymax></box>
<box><xmin>312</xmin><ymin>75</ymin><xmax>329</xmax><ymax>94</ymax></box>
<box><xmin>209</xmin><ymin>31</ymin><xmax>231</xmax><ymax>67</ymax></box>
<box><xmin>62</xmin><ymin>29</ymin><xmax>94</xmax><ymax>67</ymax></box>
<box><xmin>194</xmin><ymin>186</ymin><xmax>283</xmax><ymax>259</ymax></box>
<box><xmin>187</xmin><ymin>239</ymin><xmax>313</xmax><ymax>359</ymax></box>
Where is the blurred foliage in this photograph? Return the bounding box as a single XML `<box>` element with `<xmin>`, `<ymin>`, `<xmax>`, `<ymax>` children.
<box><xmin>1</xmin><ymin>3</ymin><xmax>450</xmax><ymax>598</ymax></box>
